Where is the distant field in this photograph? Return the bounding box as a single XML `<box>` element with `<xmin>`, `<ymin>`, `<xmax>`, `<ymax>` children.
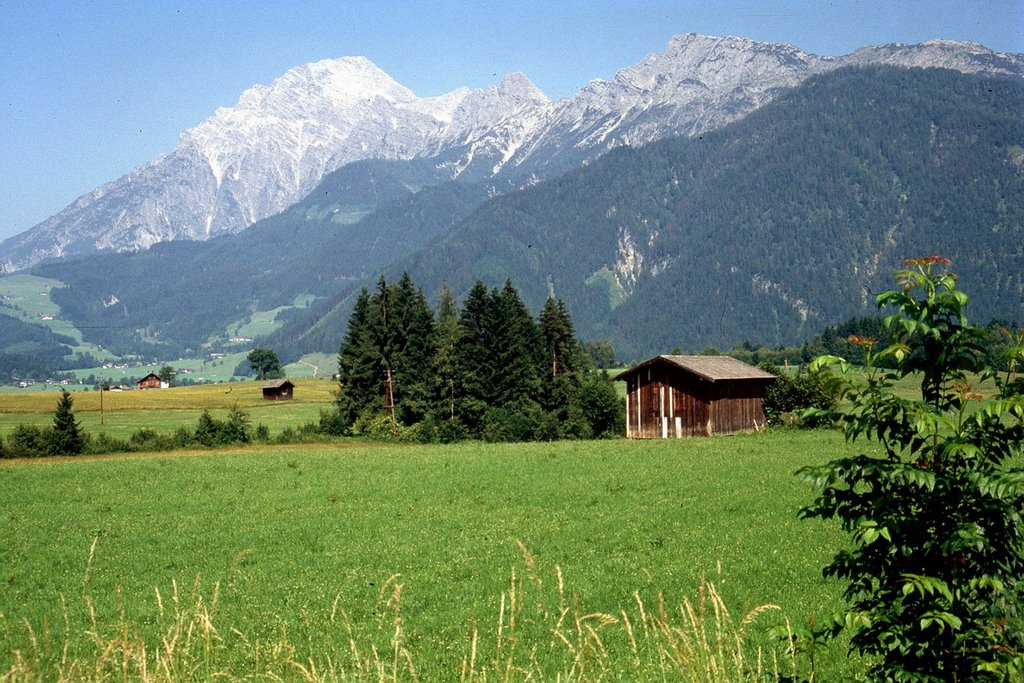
<box><xmin>0</xmin><ymin>432</ymin><xmax>863</xmax><ymax>680</ymax></box>
<box><xmin>0</xmin><ymin>378</ymin><xmax>338</xmax><ymax>440</ymax></box>
<box><xmin>224</xmin><ymin>294</ymin><xmax>317</xmax><ymax>340</ymax></box>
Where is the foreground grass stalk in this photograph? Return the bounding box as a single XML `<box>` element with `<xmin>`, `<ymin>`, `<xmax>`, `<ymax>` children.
<box><xmin>4</xmin><ymin>555</ymin><xmax>802</xmax><ymax>682</ymax></box>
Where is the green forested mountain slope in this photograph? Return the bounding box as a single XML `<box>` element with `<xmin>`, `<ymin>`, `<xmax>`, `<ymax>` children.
<box><xmin>32</xmin><ymin>159</ymin><xmax>491</xmax><ymax>355</ymax></box>
<box><xmin>25</xmin><ymin>66</ymin><xmax>1024</xmax><ymax>364</ymax></box>
<box><xmin>362</xmin><ymin>66</ymin><xmax>1024</xmax><ymax>359</ymax></box>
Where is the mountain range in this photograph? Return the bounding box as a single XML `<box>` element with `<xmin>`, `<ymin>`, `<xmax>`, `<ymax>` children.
<box><xmin>3</xmin><ymin>34</ymin><xmax>1023</xmax><ymax>366</ymax></box>
<box><xmin>3</xmin><ymin>34</ymin><xmax>1022</xmax><ymax>271</ymax></box>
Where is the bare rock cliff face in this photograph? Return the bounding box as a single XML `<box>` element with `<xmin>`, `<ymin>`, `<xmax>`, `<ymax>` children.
<box><xmin>2</xmin><ymin>34</ymin><xmax>1020</xmax><ymax>270</ymax></box>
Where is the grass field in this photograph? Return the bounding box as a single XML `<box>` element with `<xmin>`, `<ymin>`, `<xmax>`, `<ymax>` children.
<box><xmin>0</xmin><ymin>431</ymin><xmax>865</xmax><ymax>680</ymax></box>
<box><xmin>0</xmin><ymin>379</ymin><xmax>339</xmax><ymax>441</ymax></box>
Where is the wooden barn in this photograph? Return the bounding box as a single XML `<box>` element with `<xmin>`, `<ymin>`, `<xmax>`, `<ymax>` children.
<box><xmin>614</xmin><ymin>356</ymin><xmax>775</xmax><ymax>438</ymax></box>
<box><xmin>262</xmin><ymin>379</ymin><xmax>294</xmax><ymax>400</ymax></box>
<box><xmin>136</xmin><ymin>373</ymin><xmax>166</xmax><ymax>390</ymax></box>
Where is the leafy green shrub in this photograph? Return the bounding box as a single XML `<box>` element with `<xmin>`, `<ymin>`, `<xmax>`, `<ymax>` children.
<box><xmin>318</xmin><ymin>408</ymin><xmax>349</xmax><ymax>436</ymax></box>
<box><xmin>85</xmin><ymin>432</ymin><xmax>130</xmax><ymax>454</ymax></box>
<box><xmin>127</xmin><ymin>428</ymin><xmax>179</xmax><ymax>452</ymax></box>
<box><xmin>557</xmin><ymin>404</ymin><xmax>593</xmax><ymax>440</ymax></box>
<box><xmin>416</xmin><ymin>416</ymin><xmax>470</xmax><ymax>444</ymax></box>
<box><xmin>352</xmin><ymin>412</ymin><xmax>409</xmax><ymax>441</ymax></box>
<box><xmin>574</xmin><ymin>371</ymin><xmax>625</xmax><ymax>438</ymax></box>
<box><xmin>799</xmin><ymin>256</ymin><xmax>1024</xmax><ymax>681</ymax></box>
<box><xmin>760</xmin><ymin>364</ymin><xmax>838</xmax><ymax>427</ymax></box>
<box><xmin>481</xmin><ymin>399</ymin><xmax>555</xmax><ymax>443</ymax></box>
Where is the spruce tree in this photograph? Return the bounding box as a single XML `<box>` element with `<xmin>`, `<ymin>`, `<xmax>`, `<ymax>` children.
<box><xmin>390</xmin><ymin>273</ymin><xmax>436</xmax><ymax>424</ymax></box>
<box><xmin>51</xmin><ymin>389</ymin><xmax>83</xmax><ymax>455</ymax></box>
<box><xmin>492</xmin><ymin>280</ymin><xmax>542</xmax><ymax>406</ymax></box>
<box><xmin>431</xmin><ymin>282</ymin><xmax>461</xmax><ymax>421</ymax></box>
<box><xmin>455</xmin><ymin>280</ymin><xmax>496</xmax><ymax>429</ymax></box>
<box><xmin>538</xmin><ymin>296</ymin><xmax>586</xmax><ymax>413</ymax></box>
<box><xmin>337</xmin><ymin>275</ymin><xmax>437</xmax><ymax>429</ymax></box>
<box><xmin>336</xmin><ymin>288</ymin><xmax>382</xmax><ymax>427</ymax></box>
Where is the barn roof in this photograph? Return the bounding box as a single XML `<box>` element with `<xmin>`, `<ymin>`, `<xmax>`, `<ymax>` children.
<box><xmin>262</xmin><ymin>379</ymin><xmax>294</xmax><ymax>389</ymax></box>
<box><xmin>613</xmin><ymin>355</ymin><xmax>775</xmax><ymax>383</ymax></box>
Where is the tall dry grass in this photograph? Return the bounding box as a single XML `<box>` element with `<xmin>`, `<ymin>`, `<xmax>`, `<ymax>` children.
<box><xmin>3</xmin><ymin>544</ymin><xmax>808</xmax><ymax>682</ymax></box>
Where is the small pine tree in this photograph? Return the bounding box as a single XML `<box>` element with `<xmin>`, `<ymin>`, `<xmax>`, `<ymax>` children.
<box><xmin>194</xmin><ymin>410</ymin><xmax>220</xmax><ymax>446</ymax></box>
<box><xmin>50</xmin><ymin>389</ymin><xmax>83</xmax><ymax>455</ymax></box>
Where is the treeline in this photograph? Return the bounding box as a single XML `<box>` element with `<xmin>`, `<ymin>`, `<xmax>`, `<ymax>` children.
<box><xmin>715</xmin><ymin>315</ymin><xmax>1023</xmax><ymax>372</ymax></box>
<box><xmin>0</xmin><ymin>312</ymin><xmax>79</xmax><ymax>379</ymax></box>
<box><xmin>329</xmin><ymin>274</ymin><xmax>623</xmax><ymax>442</ymax></box>
<box><xmin>0</xmin><ymin>394</ymin><xmax>316</xmax><ymax>458</ymax></box>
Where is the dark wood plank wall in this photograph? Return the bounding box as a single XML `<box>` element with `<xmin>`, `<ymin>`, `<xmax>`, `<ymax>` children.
<box><xmin>625</xmin><ymin>364</ymin><xmax>711</xmax><ymax>438</ymax></box>
<box><xmin>709</xmin><ymin>379</ymin><xmax>768</xmax><ymax>435</ymax></box>
<box><xmin>624</xmin><ymin>364</ymin><xmax>767</xmax><ymax>438</ymax></box>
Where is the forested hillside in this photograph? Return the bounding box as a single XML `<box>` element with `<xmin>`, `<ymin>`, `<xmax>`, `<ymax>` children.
<box><xmin>23</xmin><ymin>65</ymin><xmax>1024</xmax><ymax>364</ymax></box>
<box><xmin>33</xmin><ymin>159</ymin><xmax>490</xmax><ymax>355</ymax></box>
<box><xmin>345</xmin><ymin>65</ymin><xmax>1021</xmax><ymax>359</ymax></box>
<box><xmin>0</xmin><ymin>314</ymin><xmax>78</xmax><ymax>379</ymax></box>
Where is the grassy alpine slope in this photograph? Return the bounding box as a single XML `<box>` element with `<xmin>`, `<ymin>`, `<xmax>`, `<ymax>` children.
<box><xmin>1</xmin><ymin>432</ymin><xmax>860</xmax><ymax>680</ymax></box>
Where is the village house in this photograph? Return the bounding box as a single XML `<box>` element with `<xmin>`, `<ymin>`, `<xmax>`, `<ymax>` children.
<box><xmin>614</xmin><ymin>355</ymin><xmax>775</xmax><ymax>438</ymax></box>
<box><xmin>136</xmin><ymin>373</ymin><xmax>167</xmax><ymax>390</ymax></box>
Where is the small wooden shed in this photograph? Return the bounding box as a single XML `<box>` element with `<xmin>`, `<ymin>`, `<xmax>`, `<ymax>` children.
<box><xmin>262</xmin><ymin>379</ymin><xmax>294</xmax><ymax>401</ymax></box>
<box><xmin>614</xmin><ymin>355</ymin><xmax>775</xmax><ymax>438</ymax></box>
<box><xmin>137</xmin><ymin>373</ymin><xmax>166</xmax><ymax>390</ymax></box>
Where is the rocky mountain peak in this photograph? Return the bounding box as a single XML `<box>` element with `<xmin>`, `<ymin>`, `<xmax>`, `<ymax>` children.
<box><xmin>842</xmin><ymin>39</ymin><xmax>1024</xmax><ymax>76</ymax></box>
<box><xmin>3</xmin><ymin>34</ymin><xmax>1021</xmax><ymax>271</ymax></box>
<box><xmin>496</xmin><ymin>72</ymin><xmax>549</xmax><ymax>102</ymax></box>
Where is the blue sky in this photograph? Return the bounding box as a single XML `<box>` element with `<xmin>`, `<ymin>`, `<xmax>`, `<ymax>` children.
<box><xmin>1</xmin><ymin>0</ymin><xmax>1022</xmax><ymax>243</ymax></box>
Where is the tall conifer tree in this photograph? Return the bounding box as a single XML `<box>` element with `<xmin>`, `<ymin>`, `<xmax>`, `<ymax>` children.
<box><xmin>538</xmin><ymin>296</ymin><xmax>586</xmax><ymax>412</ymax></box>
<box><xmin>336</xmin><ymin>288</ymin><xmax>382</xmax><ymax>426</ymax></box>
<box><xmin>492</xmin><ymin>280</ymin><xmax>542</xmax><ymax>406</ymax></box>
<box><xmin>432</xmin><ymin>282</ymin><xmax>461</xmax><ymax>421</ymax></box>
<box><xmin>455</xmin><ymin>280</ymin><xmax>495</xmax><ymax>428</ymax></box>
<box><xmin>390</xmin><ymin>273</ymin><xmax>436</xmax><ymax>424</ymax></box>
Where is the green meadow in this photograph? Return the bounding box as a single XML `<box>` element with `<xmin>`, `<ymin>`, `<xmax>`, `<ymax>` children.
<box><xmin>0</xmin><ymin>379</ymin><xmax>338</xmax><ymax>441</ymax></box>
<box><xmin>0</xmin><ymin>429</ymin><xmax>867</xmax><ymax>680</ymax></box>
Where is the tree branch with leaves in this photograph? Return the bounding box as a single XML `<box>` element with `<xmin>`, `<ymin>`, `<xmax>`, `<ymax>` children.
<box><xmin>799</xmin><ymin>256</ymin><xmax>1024</xmax><ymax>681</ymax></box>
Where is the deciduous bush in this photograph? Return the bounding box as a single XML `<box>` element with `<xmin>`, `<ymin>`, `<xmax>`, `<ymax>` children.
<box><xmin>760</xmin><ymin>365</ymin><xmax>838</xmax><ymax>427</ymax></box>
<box><xmin>799</xmin><ymin>256</ymin><xmax>1024</xmax><ymax>681</ymax></box>
<box><xmin>481</xmin><ymin>398</ymin><xmax>557</xmax><ymax>443</ymax></box>
<box><xmin>575</xmin><ymin>371</ymin><xmax>625</xmax><ymax>438</ymax></box>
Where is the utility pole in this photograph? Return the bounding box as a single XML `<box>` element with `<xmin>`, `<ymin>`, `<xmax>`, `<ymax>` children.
<box><xmin>384</xmin><ymin>367</ymin><xmax>397</xmax><ymax>436</ymax></box>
